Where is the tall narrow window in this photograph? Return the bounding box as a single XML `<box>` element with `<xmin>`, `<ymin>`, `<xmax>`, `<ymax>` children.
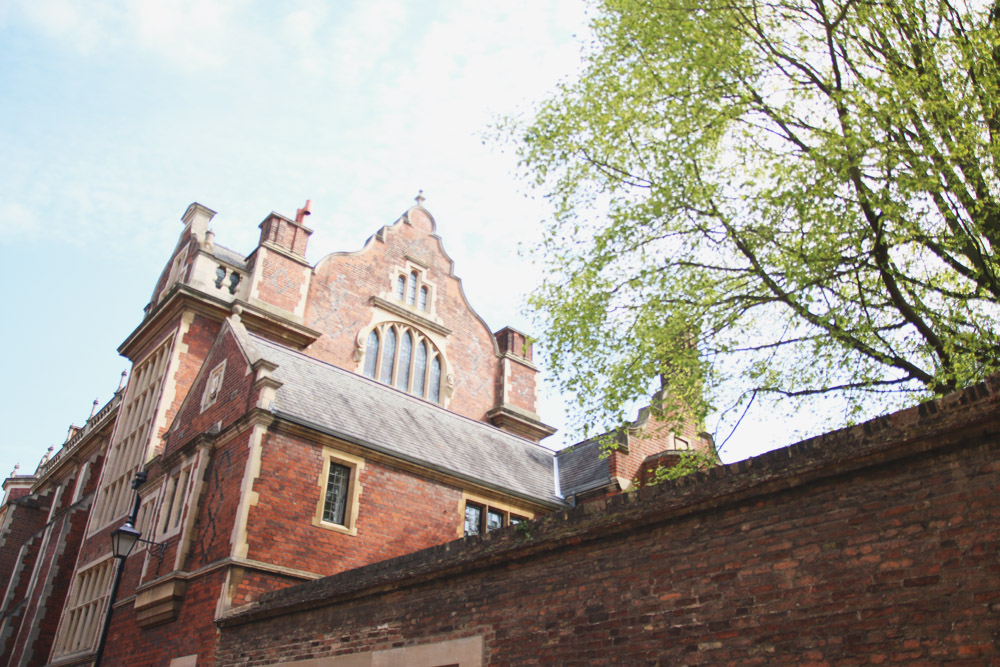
<box><xmin>397</xmin><ymin>332</ymin><xmax>412</xmax><ymax>390</ymax></box>
<box><xmin>52</xmin><ymin>559</ymin><xmax>115</xmax><ymax>657</ymax></box>
<box><xmin>430</xmin><ymin>356</ymin><xmax>442</xmax><ymax>403</ymax></box>
<box><xmin>322</xmin><ymin>463</ymin><xmax>351</xmax><ymax>525</ymax></box>
<box><xmin>414</xmin><ymin>342</ymin><xmax>427</xmax><ymax>396</ymax></box>
<box><xmin>92</xmin><ymin>336</ymin><xmax>173</xmax><ymax>532</ymax></box>
<box><xmin>419</xmin><ymin>286</ymin><xmax>428</xmax><ymax>311</ymax></box>
<box><xmin>360</xmin><ymin>323</ymin><xmax>445</xmax><ymax>404</ymax></box>
<box><xmin>396</xmin><ymin>275</ymin><xmax>406</xmax><ymax>300</ymax></box>
<box><xmin>380</xmin><ymin>327</ymin><xmax>396</xmax><ymax>385</ymax></box>
<box><xmin>464</xmin><ymin>503</ymin><xmax>483</xmax><ymax>537</ymax></box>
<box><xmin>407</xmin><ymin>271</ymin><xmax>418</xmax><ymax>305</ymax></box>
<box><xmin>314</xmin><ymin>448</ymin><xmax>364</xmax><ymax>536</ymax></box>
<box><xmin>364</xmin><ymin>330</ymin><xmax>379</xmax><ymax>378</ymax></box>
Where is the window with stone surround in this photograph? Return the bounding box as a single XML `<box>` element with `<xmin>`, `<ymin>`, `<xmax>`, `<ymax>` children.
<box><xmin>157</xmin><ymin>462</ymin><xmax>193</xmax><ymax>540</ymax></box>
<box><xmin>200</xmin><ymin>360</ymin><xmax>227</xmax><ymax>412</ymax></box>
<box><xmin>52</xmin><ymin>557</ymin><xmax>115</xmax><ymax>658</ymax></box>
<box><xmin>91</xmin><ymin>336</ymin><xmax>174</xmax><ymax>533</ymax></box>
<box><xmin>313</xmin><ymin>447</ymin><xmax>364</xmax><ymax>535</ymax></box>
<box><xmin>362</xmin><ymin>323</ymin><xmax>444</xmax><ymax>403</ymax></box>
<box><xmin>462</xmin><ymin>494</ymin><xmax>530</xmax><ymax>537</ymax></box>
<box><xmin>395</xmin><ymin>268</ymin><xmax>432</xmax><ymax>312</ymax></box>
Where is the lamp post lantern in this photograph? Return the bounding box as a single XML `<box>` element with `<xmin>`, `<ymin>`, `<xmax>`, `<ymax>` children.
<box><xmin>93</xmin><ymin>473</ymin><xmax>149</xmax><ymax>666</ymax></box>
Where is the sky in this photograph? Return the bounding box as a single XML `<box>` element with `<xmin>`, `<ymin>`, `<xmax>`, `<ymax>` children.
<box><xmin>0</xmin><ymin>0</ymin><xmax>815</xmax><ymax>485</ymax></box>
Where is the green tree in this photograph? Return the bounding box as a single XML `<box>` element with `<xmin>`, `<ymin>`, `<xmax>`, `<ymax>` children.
<box><xmin>515</xmin><ymin>0</ymin><xmax>1000</xmax><ymax>439</ymax></box>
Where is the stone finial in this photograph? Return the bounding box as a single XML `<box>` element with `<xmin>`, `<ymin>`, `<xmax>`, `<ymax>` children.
<box><xmin>203</xmin><ymin>229</ymin><xmax>216</xmax><ymax>251</ymax></box>
<box><xmin>119</xmin><ymin>370</ymin><xmax>128</xmax><ymax>391</ymax></box>
<box><xmin>11</xmin><ymin>463</ymin><xmax>19</xmax><ymax>476</ymax></box>
<box><xmin>414</xmin><ymin>190</ymin><xmax>426</xmax><ymax>207</ymax></box>
<box><xmin>40</xmin><ymin>445</ymin><xmax>54</xmax><ymax>465</ymax></box>
<box><xmin>89</xmin><ymin>398</ymin><xmax>99</xmax><ymax>420</ymax></box>
<box><xmin>230</xmin><ymin>303</ymin><xmax>244</xmax><ymax>324</ymax></box>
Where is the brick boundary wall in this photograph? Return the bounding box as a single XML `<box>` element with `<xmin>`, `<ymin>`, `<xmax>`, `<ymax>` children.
<box><xmin>216</xmin><ymin>377</ymin><xmax>1000</xmax><ymax>665</ymax></box>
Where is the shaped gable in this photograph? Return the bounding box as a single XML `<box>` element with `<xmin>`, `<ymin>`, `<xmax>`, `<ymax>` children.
<box><xmin>304</xmin><ymin>205</ymin><xmax>502</xmax><ymax>422</ymax></box>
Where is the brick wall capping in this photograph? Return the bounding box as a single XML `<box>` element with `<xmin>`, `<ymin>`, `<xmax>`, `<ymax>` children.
<box><xmin>369</xmin><ymin>296</ymin><xmax>452</xmax><ymax>336</ymax></box>
<box><xmin>486</xmin><ymin>404</ymin><xmax>557</xmax><ymax>442</ymax></box>
<box><xmin>219</xmin><ymin>375</ymin><xmax>999</xmax><ymax>629</ymax></box>
<box><xmin>121</xmin><ymin>286</ymin><xmax>320</xmax><ymax>358</ymax></box>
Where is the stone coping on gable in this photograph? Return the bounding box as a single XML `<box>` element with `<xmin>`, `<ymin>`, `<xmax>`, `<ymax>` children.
<box><xmin>217</xmin><ymin>375</ymin><xmax>1000</xmax><ymax>628</ymax></box>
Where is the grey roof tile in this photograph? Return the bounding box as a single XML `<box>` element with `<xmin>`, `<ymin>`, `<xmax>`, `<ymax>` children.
<box><xmin>211</xmin><ymin>244</ymin><xmax>248</xmax><ymax>270</ymax></box>
<box><xmin>556</xmin><ymin>437</ymin><xmax>611</xmax><ymax>496</ymax></box>
<box><xmin>249</xmin><ymin>335</ymin><xmax>564</xmax><ymax>506</ymax></box>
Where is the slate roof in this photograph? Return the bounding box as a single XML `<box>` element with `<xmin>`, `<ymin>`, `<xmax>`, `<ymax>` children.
<box><xmin>556</xmin><ymin>438</ymin><xmax>611</xmax><ymax>497</ymax></box>
<box><xmin>212</xmin><ymin>244</ymin><xmax>248</xmax><ymax>270</ymax></box>
<box><xmin>247</xmin><ymin>334</ymin><xmax>565</xmax><ymax>506</ymax></box>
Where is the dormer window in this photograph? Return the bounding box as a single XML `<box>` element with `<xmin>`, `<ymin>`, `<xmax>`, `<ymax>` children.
<box><xmin>362</xmin><ymin>323</ymin><xmax>444</xmax><ymax>403</ymax></box>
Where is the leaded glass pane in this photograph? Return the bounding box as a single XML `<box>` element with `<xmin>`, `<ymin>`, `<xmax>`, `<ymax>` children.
<box><xmin>419</xmin><ymin>286</ymin><xmax>428</xmax><ymax>311</ymax></box>
<box><xmin>397</xmin><ymin>332</ymin><xmax>412</xmax><ymax>390</ymax></box>
<box><xmin>323</xmin><ymin>463</ymin><xmax>350</xmax><ymax>525</ymax></box>
<box><xmin>364</xmin><ymin>330</ymin><xmax>379</xmax><ymax>378</ymax></box>
<box><xmin>396</xmin><ymin>275</ymin><xmax>405</xmax><ymax>300</ymax></box>
<box><xmin>464</xmin><ymin>503</ymin><xmax>483</xmax><ymax>536</ymax></box>
<box><xmin>414</xmin><ymin>342</ymin><xmax>427</xmax><ymax>397</ymax></box>
<box><xmin>407</xmin><ymin>271</ymin><xmax>417</xmax><ymax>305</ymax></box>
<box><xmin>380</xmin><ymin>328</ymin><xmax>396</xmax><ymax>385</ymax></box>
<box><xmin>487</xmin><ymin>509</ymin><xmax>504</xmax><ymax>532</ymax></box>
<box><xmin>430</xmin><ymin>356</ymin><xmax>441</xmax><ymax>403</ymax></box>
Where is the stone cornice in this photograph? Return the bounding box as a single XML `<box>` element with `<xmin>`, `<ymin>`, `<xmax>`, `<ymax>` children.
<box><xmin>369</xmin><ymin>296</ymin><xmax>452</xmax><ymax>336</ymax></box>
<box><xmin>120</xmin><ymin>285</ymin><xmax>320</xmax><ymax>359</ymax></box>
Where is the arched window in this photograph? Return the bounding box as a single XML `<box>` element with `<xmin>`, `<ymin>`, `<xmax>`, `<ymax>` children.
<box><xmin>414</xmin><ymin>342</ymin><xmax>427</xmax><ymax>396</ymax></box>
<box><xmin>419</xmin><ymin>286</ymin><xmax>428</xmax><ymax>311</ymax></box>
<box><xmin>429</xmin><ymin>356</ymin><xmax>442</xmax><ymax>403</ymax></box>
<box><xmin>361</xmin><ymin>323</ymin><xmax>444</xmax><ymax>403</ymax></box>
<box><xmin>407</xmin><ymin>271</ymin><xmax>418</xmax><ymax>305</ymax></box>
<box><xmin>380</xmin><ymin>327</ymin><xmax>396</xmax><ymax>385</ymax></box>
<box><xmin>397</xmin><ymin>332</ymin><xmax>412</xmax><ymax>390</ymax></box>
<box><xmin>363</xmin><ymin>330</ymin><xmax>379</xmax><ymax>378</ymax></box>
<box><xmin>396</xmin><ymin>275</ymin><xmax>406</xmax><ymax>300</ymax></box>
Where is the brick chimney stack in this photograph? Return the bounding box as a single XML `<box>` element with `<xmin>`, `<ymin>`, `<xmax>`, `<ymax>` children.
<box><xmin>495</xmin><ymin>327</ymin><xmax>533</xmax><ymax>362</ymax></box>
<box><xmin>258</xmin><ymin>211</ymin><xmax>312</xmax><ymax>258</ymax></box>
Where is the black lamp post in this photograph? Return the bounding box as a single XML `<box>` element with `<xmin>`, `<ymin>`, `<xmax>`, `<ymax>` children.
<box><xmin>93</xmin><ymin>472</ymin><xmax>153</xmax><ymax>667</ymax></box>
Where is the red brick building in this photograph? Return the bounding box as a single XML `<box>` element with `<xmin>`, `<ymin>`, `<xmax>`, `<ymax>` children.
<box><xmin>216</xmin><ymin>375</ymin><xmax>1000</xmax><ymax>666</ymax></box>
<box><xmin>0</xmin><ymin>198</ymin><xmax>708</xmax><ymax>666</ymax></box>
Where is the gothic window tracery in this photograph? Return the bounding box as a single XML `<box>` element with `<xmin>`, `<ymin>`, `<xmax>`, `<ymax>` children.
<box><xmin>363</xmin><ymin>323</ymin><xmax>444</xmax><ymax>402</ymax></box>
